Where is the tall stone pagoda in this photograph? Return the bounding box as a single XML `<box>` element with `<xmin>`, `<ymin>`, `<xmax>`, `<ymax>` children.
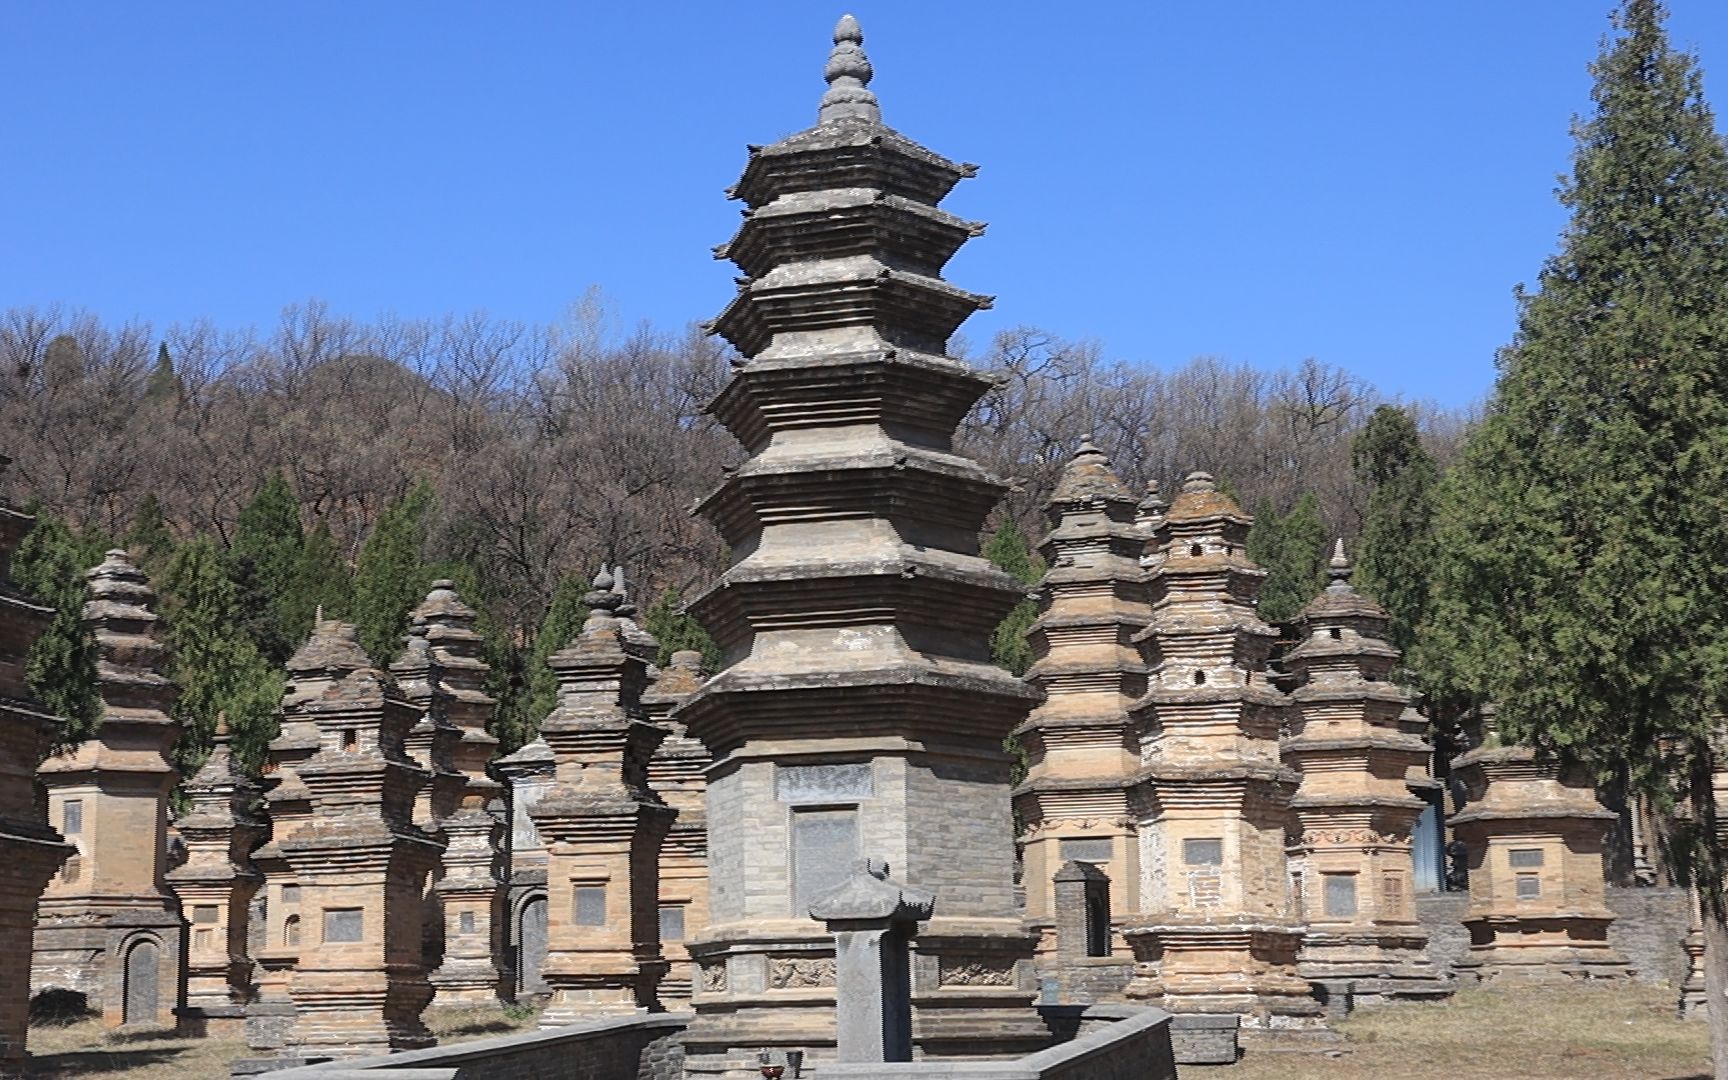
<box><xmin>675</xmin><ymin>16</ymin><xmax>1044</xmax><ymax>1071</ymax></box>
<box><xmin>398</xmin><ymin>581</ymin><xmax>509</xmax><ymax>1002</ymax></box>
<box><xmin>35</xmin><ymin>550</ymin><xmax>184</xmax><ymax>1030</ymax></box>
<box><xmin>0</xmin><ymin>474</ymin><xmax>74</xmax><ymax>1077</ymax></box>
<box><xmin>275</xmin><ymin>620</ymin><xmax>443</xmax><ymax>1058</ymax></box>
<box><xmin>1122</xmin><ymin>474</ymin><xmax>1324</xmax><ymax>1043</ymax></box>
<box><xmin>169</xmin><ymin>717</ymin><xmax>266</xmax><ymax>1035</ymax></box>
<box><xmin>527</xmin><ymin>571</ymin><xmax>673</xmax><ymax>1024</ymax></box>
<box><xmin>246</xmin><ymin>620</ymin><xmax>368</xmax><ymax>1054</ymax></box>
<box><xmin>1448</xmin><ymin>704</ymin><xmax>1629</xmax><ymax>982</ymax></box>
<box><xmin>641</xmin><ymin>648</ymin><xmax>712</xmax><ymax>1005</ymax></box>
<box><xmin>1281</xmin><ymin>541</ymin><xmax>1446</xmax><ymax>1002</ymax></box>
<box><xmin>1014</xmin><ymin>436</ymin><xmax>1149</xmax><ymax>999</ymax></box>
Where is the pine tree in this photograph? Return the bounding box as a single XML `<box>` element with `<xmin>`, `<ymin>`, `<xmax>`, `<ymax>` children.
<box><xmin>13</xmin><ymin>512</ymin><xmax>107</xmax><ymax>746</ymax></box>
<box><xmin>1250</xmin><ymin>494</ymin><xmax>1326</xmax><ymax>625</ymax></box>
<box><xmin>352</xmin><ymin>481</ymin><xmax>435</xmax><ymax>663</ymax></box>
<box><xmin>522</xmin><ymin>571</ymin><xmax>592</xmax><ymax>740</ymax></box>
<box><xmin>144</xmin><ymin>342</ymin><xmax>181</xmax><ymax>401</ymax></box>
<box><xmin>1352</xmin><ymin>405</ymin><xmax>1438</xmax><ymax>654</ymax></box>
<box><xmin>160</xmin><ymin>538</ymin><xmax>284</xmax><ymax>774</ymax></box>
<box><xmin>123</xmin><ymin>494</ymin><xmax>176</xmax><ymax>576</ymax></box>
<box><xmin>643</xmin><ymin>586</ymin><xmax>720</xmax><ymax>670</ymax></box>
<box><xmin>1418</xmin><ymin>5</ymin><xmax>1728</xmax><ymax>1072</ymax></box>
<box><xmin>228</xmin><ymin>472</ymin><xmax>305</xmax><ymax>664</ymax></box>
<box><xmin>984</xmin><ymin>518</ymin><xmax>1042</xmax><ymax>676</ymax></box>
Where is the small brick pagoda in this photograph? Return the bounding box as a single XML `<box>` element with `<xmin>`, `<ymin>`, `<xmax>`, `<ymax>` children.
<box><xmin>528</xmin><ymin>571</ymin><xmax>673</xmax><ymax>1023</ymax></box>
<box><xmin>1122</xmin><ymin>474</ymin><xmax>1326</xmax><ymax>1043</ymax></box>
<box><xmin>274</xmin><ymin>620</ymin><xmax>443</xmax><ymax>1058</ymax></box>
<box><xmin>170</xmin><ymin>717</ymin><xmax>265</xmax><ymax>1035</ymax></box>
<box><xmin>35</xmin><ymin>550</ymin><xmax>184</xmax><ymax>1029</ymax></box>
<box><xmin>1449</xmin><ymin>704</ymin><xmax>1630</xmax><ymax>982</ymax></box>
<box><xmin>1281</xmin><ymin>541</ymin><xmax>1447</xmax><ymax>1002</ymax></box>
<box><xmin>1015</xmin><ymin>437</ymin><xmax>1149</xmax><ymax>999</ymax></box>
<box><xmin>641</xmin><ymin>649</ymin><xmax>712</xmax><ymax>1005</ymax></box>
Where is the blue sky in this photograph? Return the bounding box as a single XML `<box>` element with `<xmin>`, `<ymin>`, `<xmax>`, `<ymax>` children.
<box><xmin>5</xmin><ymin>2</ymin><xmax>1728</xmax><ymax>409</ymax></box>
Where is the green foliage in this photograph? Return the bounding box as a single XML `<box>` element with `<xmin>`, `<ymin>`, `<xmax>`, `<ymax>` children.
<box><xmin>984</xmin><ymin>518</ymin><xmax>1042</xmax><ymax>677</ymax></box>
<box><xmin>522</xmin><ymin>571</ymin><xmax>591</xmax><ymax>738</ymax></box>
<box><xmin>123</xmin><ymin>494</ymin><xmax>175</xmax><ymax>576</ymax></box>
<box><xmin>159</xmin><ymin>537</ymin><xmax>283</xmax><ymax>774</ymax></box>
<box><xmin>288</xmin><ymin>520</ymin><xmax>353</xmax><ymax>637</ymax></box>
<box><xmin>1352</xmin><ymin>405</ymin><xmax>1439</xmax><ymax>654</ymax></box>
<box><xmin>228</xmin><ymin>472</ymin><xmax>305</xmax><ymax>664</ymax></box>
<box><xmin>643</xmin><ymin>586</ymin><xmax>719</xmax><ymax>670</ymax></box>
<box><xmin>144</xmin><ymin>342</ymin><xmax>181</xmax><ymax>401</ymax></box>
<box><xmin>13</xmin><ymin>512</ymin><xmax>107</xmax><ymax>747</ymax></box>
<box><xmin>1419</xmin><ymin>0</ymin><xmax>1728</xmax><ymax>895</ymax></box>
<box><xmin>1248</xmin><ymin>493</ymin><xmax>1326</xmax><ymax>625</ymax></box>
<box><xmin>352</xmin><ymin>481</ymin><xmax>436</xmax><ymax>664</ymax></box>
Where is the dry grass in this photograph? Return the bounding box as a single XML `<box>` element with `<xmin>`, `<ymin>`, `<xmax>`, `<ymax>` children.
<box><xmin>27</xmin><ymin>1022</ymin><xmax>245</xmax><ymax>1080</ymax></box>
<box><xmin>21</xmin><ymin>1003</ymin><xmax>541</xmax><ymax>1079</ymax></box>
<box><xmin>1226</xmin><ymin>982</ymin><xmax>1710</xmax><ymax>1080</ymax></box>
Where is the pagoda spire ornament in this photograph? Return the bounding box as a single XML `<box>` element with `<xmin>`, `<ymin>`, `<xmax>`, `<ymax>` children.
<box><xmin>818</xmin><ymin>14</ymin><xmax>880</xmax><ymax>125</ymax></box>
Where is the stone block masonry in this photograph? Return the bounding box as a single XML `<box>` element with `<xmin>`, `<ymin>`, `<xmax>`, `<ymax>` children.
<box><xmin>261</xmin><ymin>1011</ymin><xmax>688</xmax><ymax>1080</ymax></box>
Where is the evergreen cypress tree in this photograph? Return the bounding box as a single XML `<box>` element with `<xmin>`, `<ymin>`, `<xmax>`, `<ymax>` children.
<box><xmin>228</xmin><ymin>472</ymin><xmax>305</xmax><ymax>664</ymax></box>
<box><xmin>123</xmin><ymin>494</ymin><xmax>176</xmax><ymax>576</ymax></box>
<box><xmin>643</xmin><ymin>585</ymin><xmax>720</xmax><ymax>670</ymax></box>
<box><xmin>352</xmin><ymin>481</ymin><xmax>435</xmax><ymax>663</ymax></box>
<box><xmin>1419</xmin><ymin>5</ymin><xmax>1728</xmax><ymax>1071</ymax></box>
<box><xmin>160</xmin><ymin>537</ymin><xmax>284</xmax><ymax>773</ymax></box>
<box><xmin>144</xmin><ymin>342</ymin><xmax>181</xmax><ymax>401</ymax></box>
<box><xmin>1352</xmin><ymin>405</ymin><xmax>1439</xmax><ymax>654</ymax></box>
<box><xmin>286</xmin><ymin>519</ymin><xmax>352</xmax><ymax>641</ymax></box>
<box><xmin>522</xmin><ymin>571</ymin><xmax>592</xmax><ymax>739</ymax></box>
<box><xmin>1250</xmin><ymin>494</ymin><xmax>1326</xmax><ymax>625</ymax></box>
<box><xmin>984</xmin><ymin>518</ymin><xmax>1042</xmax><ymax>676</ymax></box>
<box><xmin>13</xmin><ymin>512</ymin><xmax>106</xmax><ymax>746</ymax></box>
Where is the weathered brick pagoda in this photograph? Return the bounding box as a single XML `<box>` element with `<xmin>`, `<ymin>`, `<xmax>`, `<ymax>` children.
<box><xmin>1281</xmin><ymin>541</ymin><xmax>1447</xmax><ymax>1002</ymax></box>
<box><xmin>170</xmin><ymin>717</ymin><xmax>265</xmax><ymax>1035</ymax></box>
<box><xmin>0</xmin><ymin>480</ymin><xmax>73</xmax><ymax>1077</ymax></box>
<box><xmin>1015</xmin><ymin>437</ymin><xmax>1149</xmax><ymax>998</ymax></box>
<box><xmin>528</xmin><ymin>571</ymin><xmax>673</xmax><ymax>1023</ymax></box>
<box><xmin>412</xmin><ymin>582</ymin><xmax>509</xmax><ymax>1003</ymax></box>
<box><xmin>274</xmin><ymin>620</ymin><xmax>442</xmax><ymax>1059</ymax></box>
<box><xmin>1448</xmin><ymin>704</ymin><xmax>1629</xmax><ymax>982</ymax></box>
<box><xmin>1122</xmin><ymin>474</ymin><xmax>1326</xmax><ymax>1043</ymax></box>
<box><xmin>641</xmin><ymin>649</ymin><xmax>712</xmax><ymax>1005</ymax></box>
<box><xmin>675</xmin><ymin>15</ymin><xmax>1044</xmax><ymax>1072</ymax></box>
<box><xmin>35</xmin><ymin>550</ymin><xmax>184</xmax><ymax>1029</ymax></box>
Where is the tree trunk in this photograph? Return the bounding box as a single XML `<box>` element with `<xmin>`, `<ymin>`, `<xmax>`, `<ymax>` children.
<box><xmin>1706</xmin><ymin>902</ymin><xmax>1728</xmax><ymax>1080</ymax></box>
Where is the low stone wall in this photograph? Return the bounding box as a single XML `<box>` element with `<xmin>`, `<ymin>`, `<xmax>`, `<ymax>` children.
<box><xmin>819</xmin><ymin>1006</ymin><xmax>1176</xmax><ymax>1080</ymax></box>
<box><xmin>1416</xmin><ymin>892</ymin><xmax>1472</xmax><ymax>976</ymax></box>
<box><xmin>258</xmin><ymin>1013</ymin><xmax>688</xmax><ymax>1080</ymax></box>
<box><xmin>1606</xmin><ymin>886</ymin><xmax>1690</xmax><ymax>987</ymax></box>
<box><xmin>1417</xmin><ymin>887</ymin><xmax>1691</xmax><ymax>986</ymax></box>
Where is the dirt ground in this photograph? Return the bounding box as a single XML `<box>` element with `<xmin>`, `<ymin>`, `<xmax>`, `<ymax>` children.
<box><xmin>17</xmin><ymin>984</ymin><xmax>1714</xmax><ymax>1079</ymax></box>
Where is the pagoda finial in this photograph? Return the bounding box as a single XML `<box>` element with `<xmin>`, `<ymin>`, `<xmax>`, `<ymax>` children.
<box><xmin>819</xmin><ymin>13</ymin><xmax>881</xmax><ymax>125</ymax></box>
<box><xmin>1327</xmin><ymin>537</ymin><xmax>1354</xmax><ymax>591</ymax></box>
